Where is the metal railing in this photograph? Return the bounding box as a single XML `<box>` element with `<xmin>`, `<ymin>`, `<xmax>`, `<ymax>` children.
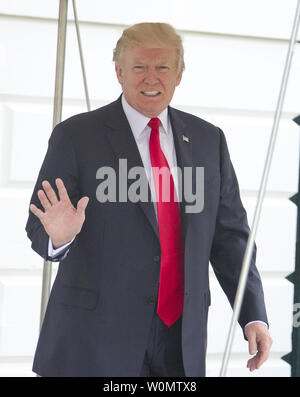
<box><xmin>220</xmin><ymin>0</ymin><xmax>300</xmax><ymax>376</ymax></box>
<box><xmin>39</xmin><ymin>0</ymin><xmax>90</xmax><ymax>330</ymax></box>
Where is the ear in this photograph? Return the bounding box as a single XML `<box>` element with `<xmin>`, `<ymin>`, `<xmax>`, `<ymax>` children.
<box><xmin>176</xmin><ymin>72</ymin><xmax>182</xmax><ymax>86</ymax></box>
<box><xmin>115</xmin><ymin>64</ymin><xmax>124</xmax><ymax>85</ymax></box>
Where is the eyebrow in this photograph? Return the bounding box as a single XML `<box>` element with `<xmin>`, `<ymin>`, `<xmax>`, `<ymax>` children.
<box><xmin>132</xmin><ymin>59</ymin><xmax>172</xmax><ymax>65</ymax></box>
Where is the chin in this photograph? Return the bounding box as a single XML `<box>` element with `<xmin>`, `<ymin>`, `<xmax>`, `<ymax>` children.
<box><xmin>143</xmin><ymin>108</ymin><xmax>161</xmax><ymax>118</ymax></box>
<box><xmin>142</xmin><ymin>103</ymin><xmax>165</xmax><ymax>116</ymax></box>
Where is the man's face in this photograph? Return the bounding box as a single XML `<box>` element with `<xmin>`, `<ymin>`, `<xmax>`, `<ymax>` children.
<box><xmin>115</xmin><ymin>46</ymin><xmax>182</xmax><ymax>118</ymax></box>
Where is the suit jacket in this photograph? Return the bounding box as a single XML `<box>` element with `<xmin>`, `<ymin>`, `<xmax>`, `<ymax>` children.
<box><xmin>25</xmin><ymin>95</ymin><xmax>268</xmax><ymax>377</ymax></box>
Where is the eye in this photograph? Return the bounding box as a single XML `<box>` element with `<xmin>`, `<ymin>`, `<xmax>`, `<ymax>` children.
<box><xmin>133</xmin><ymin>65</ymin><xmax>144</xmax><ymax>71</ymax></box>
<box><xmin>158</xmin><ymin>66</ymin><xmax>169</xmax><ymax>71</ymax></box>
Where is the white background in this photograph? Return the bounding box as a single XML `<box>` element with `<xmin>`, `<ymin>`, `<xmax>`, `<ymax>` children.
<box><xmin>0</xmin><ymin>0</ymin><xmax>299</xmax><ymax>376</ymax></box>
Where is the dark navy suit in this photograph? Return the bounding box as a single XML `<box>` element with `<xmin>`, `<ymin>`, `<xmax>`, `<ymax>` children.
<box><xmin>26</xmin><ymin>95</ymin><xmax>268</xmax><ymax>376</ymax></box>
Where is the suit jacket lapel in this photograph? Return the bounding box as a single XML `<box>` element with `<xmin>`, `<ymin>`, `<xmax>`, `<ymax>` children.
<box><xmin>104</xmin><ymin>96</ymin><xmax>159</xmax><ymax>241</ymax></box>
<box><xmin>168</xmin><ymin>106</ymin><xmax>193</xmax><ymax>247</ymax></box>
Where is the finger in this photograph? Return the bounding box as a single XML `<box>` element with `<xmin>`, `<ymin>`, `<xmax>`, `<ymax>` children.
<box><xmin>76</xmin><ymin>196</ymin><xmax>89</xmax><ymax>216</ymax></box>
<box><xmin>42</xmin><ymin>180</ymin><xmax>59</xmax><ymax>205</ymax></box>
<box><xmin>255</xmin><ymin>341</ymin><xmax>270</xmax><ymax>368</ymax></box>
<box><xmin>30</xmin><ymin>203</ymin><xmax>45</xmax><ymax>220</ymax></box>
<box><xmin>55</xmin><ymin>178</ymin><xmax>71</xmax><ymax>203</ymax></box>
<box><xmin>247</xmin><ymin>356</ymin><xmax>257</xmax><ymax>372</ymax></box>
<box><xmin>256</xmin><ymin>356</ymin><xmax>266</xmax><ymax>369</ymax></box>
<box><xmin>247</xmin><ymin>333</ymin><xmax>257</xmax><ymax>355</ymax></box>
<box><xmin>37</xmin><ymin>189</ymin><xmax>52</xmax><ymax>210</ymax></box>
<box><xmin>247</xmin><ymin>348</ymin><xmax>268</xmax><ymax>372</ymax></box>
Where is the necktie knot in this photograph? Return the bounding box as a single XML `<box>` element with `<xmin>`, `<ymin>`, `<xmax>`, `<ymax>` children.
<box><xmin>148</xmin><ymin>118</ymin><xmax>160</xmax><ymax>131</ymax></box>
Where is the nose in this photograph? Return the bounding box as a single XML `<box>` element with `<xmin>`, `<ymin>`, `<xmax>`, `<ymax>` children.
<box><xmin>144</xmin><ymin>68</ymin><xmax>159</xmax><ymax>85</ymax></box>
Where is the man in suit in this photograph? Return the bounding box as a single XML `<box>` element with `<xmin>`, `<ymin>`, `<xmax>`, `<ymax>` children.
<box><xmin>26</xmin><ymin>22</ymin><xmax>272</xmax><ymax>377</ymax></box>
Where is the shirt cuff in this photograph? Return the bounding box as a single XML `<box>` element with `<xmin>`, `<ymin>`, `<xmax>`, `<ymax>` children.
<box><xmin>244</xmin><ymin>320</ymin><xmax>268</xmax><ymax>329</ymax></box>
<box><xmin>48</xmin><ymin>237</ymin><xmax>75</xmax><ymax>259</ymax></box>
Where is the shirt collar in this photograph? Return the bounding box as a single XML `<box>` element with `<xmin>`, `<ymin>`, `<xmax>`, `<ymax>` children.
<box><xmin>121</xmin><ymin>94</ymin><xmax>169</xmax><ymax>140</ymax></box>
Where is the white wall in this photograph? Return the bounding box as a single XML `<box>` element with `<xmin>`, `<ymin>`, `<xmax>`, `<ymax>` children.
<box><xmin>0</xmin><ymin>0</ymin><xmax>299</xmax><ymax>377</ymax></box>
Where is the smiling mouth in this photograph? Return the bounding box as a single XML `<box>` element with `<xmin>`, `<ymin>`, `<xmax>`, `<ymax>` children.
<box><xmin>141</xmin><ymin>91</ymin><xmax>161</xmax><ymax>97</ymax></box>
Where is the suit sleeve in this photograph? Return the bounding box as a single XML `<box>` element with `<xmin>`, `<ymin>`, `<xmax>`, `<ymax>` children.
<box><xmin>25</xmin><ymin>123</ymin><xmax>81</xmax><ymax>261</ymax></box>
<box><xmin>209</xmin><ymin>128</ymin><xmax>268</xmax><ymax>331</ymax></box>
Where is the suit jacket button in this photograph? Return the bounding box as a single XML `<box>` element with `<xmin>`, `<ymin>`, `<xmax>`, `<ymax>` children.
<box><xmin>154</xmin><ymin>255</ymin><xmax>160</xmax><ymax>263</ymax></box>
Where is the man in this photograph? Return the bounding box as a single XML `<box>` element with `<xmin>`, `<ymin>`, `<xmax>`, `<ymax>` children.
<box><xmin>26</xmin><ymin>22</ymin><xmax>272</xmax><ymax>377</ymax></box>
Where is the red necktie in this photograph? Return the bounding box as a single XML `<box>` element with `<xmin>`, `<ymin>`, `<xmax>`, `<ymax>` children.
<box><xmin>148</xmin><ymin>117</ymin><xmax>184</xmax><ymax>327</ymax></box>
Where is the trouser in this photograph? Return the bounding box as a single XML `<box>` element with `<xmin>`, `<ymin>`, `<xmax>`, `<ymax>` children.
<box><xmin>139</xmin><ymin>308</ymin><xmax>186</xmax><ymax>377</ymax></box>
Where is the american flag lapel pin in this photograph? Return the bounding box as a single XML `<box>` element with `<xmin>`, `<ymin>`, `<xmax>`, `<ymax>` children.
<box><xmin>182</xmin><ymin>135</ymin><xmax>189</xmax><ymax>143</ymax></box>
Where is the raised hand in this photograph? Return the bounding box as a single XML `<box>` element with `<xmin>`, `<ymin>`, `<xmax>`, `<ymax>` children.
<box><xmin>29</xmin><ymin>178</ymin><xmax>89</xmax><ymax>249</ymax></box>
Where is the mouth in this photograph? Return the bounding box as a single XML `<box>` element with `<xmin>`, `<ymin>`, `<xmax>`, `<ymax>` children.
<box><xmin>141</xmin><ymin>91</ymin><xmax>161</xmax><ymax>97</ymax></box>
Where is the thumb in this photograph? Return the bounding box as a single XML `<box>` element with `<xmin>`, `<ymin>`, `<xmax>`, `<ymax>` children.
<box><xmin>76</xmin><ymin>196</ymin><xmax>89</xmax><ymax>216</ymax></box>
<box><xmin>247</xmin><ymin>332</ymin><xmax>257</xmax><ymax>355</ymax></box>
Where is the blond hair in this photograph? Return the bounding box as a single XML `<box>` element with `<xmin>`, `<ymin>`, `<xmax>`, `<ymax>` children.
<box><xmin>113</xmin><ymin>22</ymin><xmax>185</xmax><ymax>75</ymax></box>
